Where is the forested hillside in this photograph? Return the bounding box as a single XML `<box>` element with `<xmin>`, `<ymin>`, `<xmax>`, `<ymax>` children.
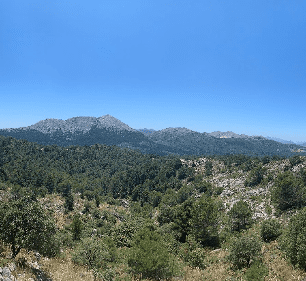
<box><xmin>1</xmin><ymin>116</ymin><xmax>305</xmax><ymax>157</ymax></box>
<box><xmin>1</xmin><ymin>135</ymin><xmax>306</xmax><ymax>280</ymax></box>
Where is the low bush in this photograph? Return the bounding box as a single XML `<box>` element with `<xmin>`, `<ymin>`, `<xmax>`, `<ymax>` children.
<box><xmin>72</xmin><ymin>237</ymin><xmax>117</xmax><ymax>280</ymax></box>
<box><xmin>281</xmin><ymin>207</ymin><xmax>306</xmax><ymax>270</ymax></box>
<box><xmin>179</xmin><ymin>235</ymin><xmax>206</xmax><ymax>269</ymax></box>
<box><xmin>244</xmin><ymin>166</ymin><xmax>266</xmax><ymax>187</ymax></box>
<box><xmin>261</xmin><ymin>219</ymin><xmax>282</xmax><ymax>242</ymax></box>
<box><xmin>244</xmin><ymin>260</ymin><xmax>268</xmax><ymax>281</ymax></box>
<box><xmin>128</xmin><ymin>224</ymin><xmax>174</xmax><ymax>280</ymax></box>
<box><xmin>228</xmin><ymin>234</ymin><xmax>262</xmax><ymax>269</ymax></box>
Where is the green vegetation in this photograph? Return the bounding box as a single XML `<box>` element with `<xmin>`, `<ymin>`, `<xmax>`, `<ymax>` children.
<box><xmin>272</xmin><ymin>170</ymin><xmax>306</xmax><ymax>211</ymax></box>
<box><xmin>71</xmin><ymin>213</ymin><xmax>84</xmax><ymax>241</ymax></box>
<box><xmin>179</xmin><ymin>235</ymin><xmax>206</xmax><ymax>269</ymax></box>
<box><xmin>0</xmin><ymin>134</ymin><xmax>306</xmax><ymax>280</ymax></box>
<box><xmin>228</xmin><ymin>200</ymin><xmax>253</xmax><ymax>232</ymax></box>
<box><xmin>261</xmin><ymin>218</ymin><xmax>282</xmax><ymax>242</ymax></box>
<box><xmin>228</xmin><ymin>234</ymin><xmax>262</xmax><ymax>269</ymax></box>
<box><xmin>244</xmin><ymin>165</ymin><xmax>266</xmax><ymax>187</ymax></box>
<box><xmin>128</xmin><ymin>224</ymin><xmax>174</xmax><ymax>280</ymax></box>
<box><xmin>244</xmin><ymin>260</ymin><xmax>269</xmax><ymax>281</ymax></box>
<box><xmin>72</xmin><ymin>237</ymin><xmax>117</xmax><ymax>280</ymax></box>
<box><xmin>0</xmin><ymin>195</ymin><xmax>59</xmax><ymax>258</ymax></box>
<box><xmin>281</xmin><ymin>207</ymin><xmax>306</xmax><ymax>270</ymax></box>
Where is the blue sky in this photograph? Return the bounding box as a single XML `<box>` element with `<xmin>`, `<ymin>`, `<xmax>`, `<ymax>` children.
<box><xmin>1</xmin><ymin>0</ymin><xmax>306</xmax><ymax>142</ymax></box>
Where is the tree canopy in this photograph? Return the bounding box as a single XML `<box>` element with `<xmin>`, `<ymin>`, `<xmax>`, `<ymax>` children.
<box><xmin>0</xmin><ymin>196</ymin><xmax>59</xmax><ymax>258</ymax></box>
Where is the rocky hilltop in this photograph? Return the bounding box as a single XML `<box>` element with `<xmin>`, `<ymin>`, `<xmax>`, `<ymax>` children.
<box><xmin>13</xmin><ymin>115</ymin><xmax>136</xmax><ymax>134</ymax></box>
<box><xmin>208</xmin><ymin>131</ymin><xmax>261</xmax><ymax>139</ymax></box>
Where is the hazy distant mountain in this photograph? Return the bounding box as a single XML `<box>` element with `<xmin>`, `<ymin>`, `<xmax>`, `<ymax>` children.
<box><xmin>0</xmin><ymin>115</ymin><xmax>305</xmax><ymax>156</ymax></box>
<box><xmin>208</xmin><ymin>131</ymin><xmax>255</xmax><ymax>139</ymax></box>
<box><xmin>137</xmin><ymin>128</ymin><xmax>156</xmax><ymax>135</ymax></box>
<box><xmin>263</xmin><ymin>136</ymin><xmax>306</xmax><ymax>147</ymax></box>
<box><xmin>264</xmin><ymin>136</ymin><xmax>296</xmax><ymax>145</ymax></box>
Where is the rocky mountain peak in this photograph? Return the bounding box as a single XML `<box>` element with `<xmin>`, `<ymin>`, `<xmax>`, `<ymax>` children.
<box><xmin>17</xmin><ymin>115</ymin><xmax>135</xmax><ymax>134</ymax></box>
<box><xmin>96</xmin><ymin>115</ymin><xmax>135</xmax><ymax>132</ymax></box>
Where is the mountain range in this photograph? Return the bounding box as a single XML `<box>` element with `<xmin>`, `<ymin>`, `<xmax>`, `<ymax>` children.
<box><xmin>265</xmin><ymin>136</ymin><xmax>306</xmax><ymax>146</ymax></box>
<box><xmin>0</xmin><ymin>115</ymin><xmax>305</xmax><ymax>156</ymax></box>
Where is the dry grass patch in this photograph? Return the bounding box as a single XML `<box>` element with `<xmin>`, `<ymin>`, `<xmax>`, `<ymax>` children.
<box><xmin>262</xmin><ymin>241</ymin><xmax>306</xmax><ymax>281</ymax></box>
<box><xmin>13</xmin><ymin>248</ymin><xmax>94</xmax><ymax>281</ymax></box>
<box><xmin>201</xmin><ymin>248</ymin><xmax>245</xmax><ymax>281</ymax></box>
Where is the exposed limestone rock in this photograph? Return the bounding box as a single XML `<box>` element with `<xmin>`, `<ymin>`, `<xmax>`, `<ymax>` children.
<box><xmin>0</xmin><ymin>266</ymin><xmax>17</xmax><ymax>281</ymax></box>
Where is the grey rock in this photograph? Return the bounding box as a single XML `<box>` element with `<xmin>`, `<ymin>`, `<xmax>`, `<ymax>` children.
<box><xmin>29</xmin><ymin>261</ymin><xmax>40</xmax><ymax>270</ymax></box>
<box><xmin>35</xmin><ymin>252</ymin><xmax>41</xmax><ymax>261</ymax></box>
<box><xmin>120</xmin><ymin>199</ymin><xmax>129</xmax><ymax>208</ymax></box>
<box><xmin>91</xmin><ymin>229</ymin><xmax>97</xmax><ymax>237</ymax></box>
<box><xmin>2</xmin><ymin>267</ymin><xmax>11</xmax><ymax>277</ymax></box>
<box><xmin>7</xmin><ymin>264</ymin><xmax>15</xmax><ymax>272</ymax></box>
<box><xmin>4</xmin><ymin>276</ymin><xmax>15</xmax><ymax>281</ymax></box>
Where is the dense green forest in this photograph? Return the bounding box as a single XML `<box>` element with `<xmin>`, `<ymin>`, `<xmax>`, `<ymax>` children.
<box><xmin>1</xmin><ymin>134</ymin><xmax>306</xmax><ymax>280</ymax></box>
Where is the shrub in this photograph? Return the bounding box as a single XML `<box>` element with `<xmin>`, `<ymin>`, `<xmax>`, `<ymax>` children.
<box><xmin>228</xmin><ymin>234</ymin><xmax>262</xmax><ymax>269</ymax></box>
<box><xmin>112</xmin><ymin>218</ymin><xmax>141</xmax><ymax>247</ymax></box>
<box><xmin>83</xmin><ymin>190</ymin><xmax>95</xmax><ymax>201</ymax></box>
<box><xmin>214</xmin><ymin>186</ymin><xmax>224</xmax><ymax>196</ymax></box>
<box><xmin>193</xmin><ymin>180</ymin><xmax>213</xmax><ymax>195</ymax></box>
<box><xmin>244</xmin><ymin>166</ymin><xmax>266</xmax><ymax>187</ymax></box>
<box><xmin>0</xmin><ymin>196</ymin><xmax>59</xmax><ymax>258</ymax></box>
<box><xmin>281</xmin><ymin>207</ymin><xmax>306</xmax><ymax>270</ymax></box>
<box><xmin>70</xmin><ymin>213</ymin><xmax>83</xmax><ymax>241</ymax></box>
<box><xmin>179</xmin><ymin>235</ymin><xmax>206</xmax><ymax>269</ymax></box>
<box><xmin>82</xmin><ymin>201</ymin><xmax>92</xmax><ymax>214</ymax></box>
<box><xmin>205</xmin><ymin>161</ymin><xmax>213</xmax><ymax>176</ymax></box>
<box><xmin>228</xmin><ymin>200</ymin><xmax>253</xmax><ymax>232</ymax></box>
<box><xmin>261</xmin><ymin>219</ymin><xmax>282</xmax><ymax>242</ymax></box>
<box><xmin>271</xmin><ymin>171</ymin><xmax>306</xmax><ymax>211</ymax></box>
<box><xmin>244</xmin><ymin>260</ymin><xmax>268</xmax><ymax>281</ymax></box>
<box><xmin>289</xmin><ymin>155</ymin><xmax>303</xmax><ymax>167</ymax></box>
<box><xmin>72</xmin><ymin>237</ymin><xmax>117</xmax><ymax>280</ymax></box>
<box><xmin>55</xmin><ymin>228</ymin><xmax>74</xmax><ymax>248</ymax></box>
<box><xmin>177</xmin><ymin>185</ymin><xmax>195</xmax><ymax>203</ymax></box>
<box><xmin>128</xmin><ymin>224</ymin><xmax>174</xmax><ymax>280</ymax></box>
<box><xmin>95</xmin><ymin>267</ymin><xmax>116</xmax><ymax>281</ymax></box>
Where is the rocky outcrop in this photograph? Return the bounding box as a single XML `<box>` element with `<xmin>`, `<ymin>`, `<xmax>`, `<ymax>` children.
<box><xmin>0</xmin><ymin>263</ymin><xmax>17</xmax><ymax>281</ymax></box>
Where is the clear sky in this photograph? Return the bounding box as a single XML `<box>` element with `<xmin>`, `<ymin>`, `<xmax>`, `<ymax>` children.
<box><xmin>1</xmin><ymin>0</ymin><xmax>306</xmax><ymax>142</ymax></box>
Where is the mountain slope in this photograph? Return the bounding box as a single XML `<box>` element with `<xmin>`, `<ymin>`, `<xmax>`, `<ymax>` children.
<box><xmin>16</xmin><ymin>114</ymin><xmax>136</xmax><ymax>134</ymax></box>
<box><xmin>0</xmin><ymin>115</ymin><xmax>305</xmax><ymax>156</ymax></box>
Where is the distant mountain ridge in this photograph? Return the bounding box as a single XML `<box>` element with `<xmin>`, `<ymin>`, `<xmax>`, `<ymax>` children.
<box><xmin>11</xmin><ymin>115</ymin><xmax>136</xmax><ymax>134</ymax></box>
<box><xmin>265</xmin><ymin>136</ymin><xmax>306</xmax><ymax>147</ymax></box>
<box><xmin>0</xmin><ymin>115</ymin><xmax>305</xmax><ymax>156</ymax></box>
<box><xmin>208</xmin><ymin>131</ymin><xmax>257</xmax><ymax>139</ymax></box>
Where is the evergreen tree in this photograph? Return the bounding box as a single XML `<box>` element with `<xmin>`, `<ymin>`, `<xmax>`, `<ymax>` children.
<box><xmin>71</xmin><ymin>213</ymin><xmax>83</xmax><ymax>241</ymax></box>
<box><xmin>190</xmin><ymin>194</ymin><xmax>220</xmax><ymax>247</ymax></box>
<box><xmin>272</xmin><ymin>171</ymin><xmax>306</xmax><ymax>211</ymax></box>
<box><xmin>128</xmin><ymin>224</ymin><xmax>173</xmax><ymax>280</ymax></box>
<box><xmin>228</xmin><ymin>200</ymin><xmax>253</xmax><ymax>232</ymax></box>
<box><xmin>281</xmin><ymin>207</ymin><xmax>306</xmax><ymax>270</ymax></box>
